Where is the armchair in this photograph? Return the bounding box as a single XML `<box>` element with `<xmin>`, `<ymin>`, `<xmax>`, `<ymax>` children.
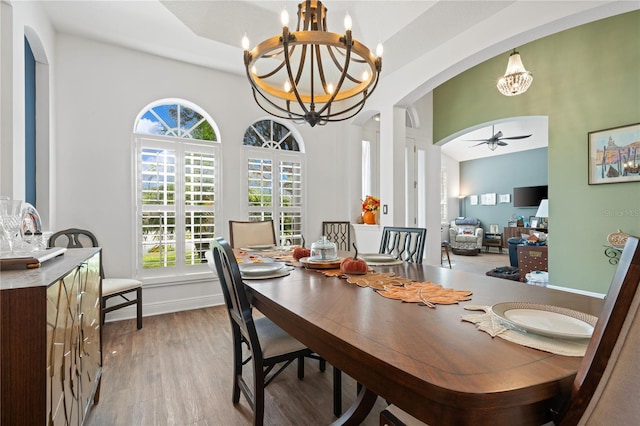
<box><xmin>448</xmin><ymin>218</ymin><xmax>483</xmax><ymax>255</ymax></box>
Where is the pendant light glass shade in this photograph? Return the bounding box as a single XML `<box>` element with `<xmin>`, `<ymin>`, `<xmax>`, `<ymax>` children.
<box><xmin>497</xmin><ymin>49</ymin><xmax>533</xmax><ymax>96</ymax></box>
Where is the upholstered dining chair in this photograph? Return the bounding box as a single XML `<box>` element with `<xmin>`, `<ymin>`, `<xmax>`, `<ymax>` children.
<box><xmin>48</xmin><ymin>228</ymin><xmax>142</xmax><ymax>329</ymax></box>
<box><xmin>379</xmin><ymin>227</ymin><xmax>427</xmax><ymax>264</ymax></box>
<box><xmin>322</xmin><ymin>221</ymin><xmax>351</xmax><ymax>251</ymax></box>
<box><xmin>555</xmin><ymin>235</ymin><xmax>640</xmax><ymax>425</ymax></box>
<box><xmin>207</xmin><ymin>238</ymin><xmax>333</xmax><ymax>425</ymax></box>
<box><xmin>379</xmin><ymin>235</ymin><xmax>640</xmax><ymax>426</ymax></box>
<box><xmin>229</xmin><ymin>220</ymin><xmax>277</xmax><ymax>249</ymax></box>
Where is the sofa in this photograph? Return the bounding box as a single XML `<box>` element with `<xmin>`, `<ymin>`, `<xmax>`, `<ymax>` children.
<box><xmin>449</xmin><ymin>218</ymin><xmax>484</xmax><ymax>255</ymax></box>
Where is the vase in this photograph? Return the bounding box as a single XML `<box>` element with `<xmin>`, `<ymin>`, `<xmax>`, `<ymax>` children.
<box><xmin>362</xmin><ymin>210</ymin><xmax>376</xmax><ymax>225</ymax></box>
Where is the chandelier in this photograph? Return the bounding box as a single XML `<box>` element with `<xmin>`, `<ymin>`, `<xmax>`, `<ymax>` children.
<box><xmin>242</xmin><ymin>0</ymin><xmax>383</xmax><ymax>127</ymax></box>
<box><xmin>496</xmin><ymin>49</ymin><xmax>533</xmax><ymax>96</ymax></box>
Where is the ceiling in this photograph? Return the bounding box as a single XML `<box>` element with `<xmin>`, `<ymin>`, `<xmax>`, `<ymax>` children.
<box><xmin>440</xmin><ymin>116</ymin><xmax>549</xmax><ymax>162</ymax></box>
<box><xmin>37</xmin><ymin>1</ymin><xmax>636</xmax><ymax>161</ymax></box>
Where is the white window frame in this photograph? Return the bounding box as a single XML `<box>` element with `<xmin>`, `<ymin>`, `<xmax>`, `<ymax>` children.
<box><xmin>361</xmin><ymin>136</ymin><xmax>379</xmax><ymax>200</ymax></box>
<box><xmin>133</xmin><ymin>100</ymin><xmax>220</xmax><ymax>283</ymax></box>
<box><xmin>242</xmin><ymin>119</ymin><xmax>305</xmax><ymax>246</ymax></box>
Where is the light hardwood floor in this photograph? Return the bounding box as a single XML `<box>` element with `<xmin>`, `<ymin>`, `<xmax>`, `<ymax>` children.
<box><xmin>443</xmin><ymin>248</ymin><xmax>511</xmax><ymax>275</ymax></box>
<box><xmin>85</xmin><ymin>252</ymin><xmax>511</xmax><ymax>426</ymax></box>
<box><xmin>85</xmin><ymin>306</ymin><xmax>388</xmax><ymax>426</ymax></box>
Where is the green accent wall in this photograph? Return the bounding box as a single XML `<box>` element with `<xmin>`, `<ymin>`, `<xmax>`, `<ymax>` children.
<box><xmin>434</xmin><ymin>11</ymin><xmax>640</xmax><ymax>293</ymax></box>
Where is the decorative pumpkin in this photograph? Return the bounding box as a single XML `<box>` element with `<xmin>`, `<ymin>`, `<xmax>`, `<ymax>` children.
<box><xmin>607</xmin><ymin>229</ymin><xmax>629</xmax><ymax>248</ymax></box>
<box><xmin>340</xmin><ymin>244</ymin><xmax>369</xmax><ymax>275</ymax></box>
<box><xmin>293</xmin><ymin>235</ymin><xmax>311</xmax><ymax>260</ymax></box>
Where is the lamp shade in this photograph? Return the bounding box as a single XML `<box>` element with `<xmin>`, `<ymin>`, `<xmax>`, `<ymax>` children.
<box><xmin>535</xmin><ymin>199</ymin><xmax>549</xmax><ymax>218</ymax></box>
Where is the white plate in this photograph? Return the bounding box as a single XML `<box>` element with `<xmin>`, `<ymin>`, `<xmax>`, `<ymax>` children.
<box><xmin>491</xmin><ymin>302</ymin><xmax>597</xmax><ymax>340</ymax></box>
<box><xmin>238</xmin><ymin>262</ymin><xmax>285</xmax><ymax>276</ymax></box>
<box><xmin>359</xmin><ymin>253</ymin><xmax>397</xmax><ymax>262</ymax></box>
<box><xmin>244</xmin><ymin>244</ymin><xmax>276</xmax><ymax>250</ymax></box>
<box><xmin>241</xmin><ymin>267</ymin><xmax>293</xmax><ymax>280</ymax></box>
<box><xmin>307</xmin><ymin>256</ymin><xmax>339</xmax><ymax>263</ymax></box>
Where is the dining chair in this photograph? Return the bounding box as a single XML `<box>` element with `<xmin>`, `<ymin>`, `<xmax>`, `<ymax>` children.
<box><xmin>48</xmin><ymin>228</ymin><xmax>143</xmax><ymax>329</ymax></box>
<box><xmin>322</xmin><ymin>221</ymin><xmax>351</xmax><ymax>251</ymax></box>
<box><xmin>379</xmin><ymin>235</ymin><xmax>640</xmax><ymax>426</ymax></box>
<box><xmin>379</xmin><ymin>227</ymin><xmax>427</xmax><ymax>264</ymax></box>
<box><xmin>229</xmin><ymin>219</ymin><xmax>277</xmax><ymax>249</ymax></box>
<box><xmin>555</xmin><ymin>235</ymin><xmax>640</xmax><ymax>425</ymax></box>
<box><xmin>207</xmin><ymin>237</ymin><xmax>335</xmax><ymax>425</ymax></box>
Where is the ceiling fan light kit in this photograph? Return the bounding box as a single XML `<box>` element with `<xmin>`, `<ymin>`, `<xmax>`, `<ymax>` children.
<box><xmin>497</xmin><ymin>49</ymin><xmax>533</xmax><ymax>96</ymax></box>
<box><xmin>242</xmin><ymin>0</ymin><xmax>383</xmax><ymax>127</ymax></box>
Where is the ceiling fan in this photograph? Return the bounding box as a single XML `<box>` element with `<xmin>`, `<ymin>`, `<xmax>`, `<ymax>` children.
<box><xmin>465</xmin><ymin>125</ymin><xmax>532</xmax><ymax>151</ymax></box>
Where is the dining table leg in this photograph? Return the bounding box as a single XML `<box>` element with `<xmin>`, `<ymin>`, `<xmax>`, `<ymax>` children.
<box><xmin>330</xmin><ymin>386</ymin><xmax>378</xmax><ymax>426</ymax></box>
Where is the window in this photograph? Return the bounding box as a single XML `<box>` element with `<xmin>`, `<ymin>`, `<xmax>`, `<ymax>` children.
<box><xmin>24</xmin><ymin>37</ymin><xmax>36</xmax><ymax>205</ymax></box>
<box><xmin>243</xmin><ymin>119</ymin><xmax>304</xmax><ymax>246</ymax></box>
<box><xmin>362</xmin><ymin>140</ymin><xmax>371</xmax><ymax>199</ymax></box>
<box><xmin>134</xmin><ymin>100</ymin><xmax>220</xmax><ymax>279</ymax></box>
<box><xmin>440</xmin><ymin>167</ymin><xmax>448</xmax><ymax>222</ymax></box>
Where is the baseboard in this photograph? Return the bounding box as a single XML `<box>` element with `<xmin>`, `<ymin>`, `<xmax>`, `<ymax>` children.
<box><xmin>103</xmin><ymin>293</ymin><xmax>225</xmax><ymax>324</ymax></box>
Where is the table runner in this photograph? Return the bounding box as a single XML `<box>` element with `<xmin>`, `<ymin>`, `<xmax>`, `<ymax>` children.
<box><xmin>461</xmin><ymin>305</ymin><xmax>589</xmax><ymax>356</ymax></box>
<box><xmin>321</xmin><ymin>269</ymin><xmax>472</xmax><ymax>307</ymax></box>
<box><xmin>243</xmin><ymin>249</ymin><xmax>474</xmax><ymax>307</ymax></box>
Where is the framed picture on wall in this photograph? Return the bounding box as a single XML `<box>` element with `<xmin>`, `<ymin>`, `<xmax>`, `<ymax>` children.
<box><xmin>480</xmin><ymin>193</ymin><xmax>496</xmax><ymax>205</ymax></box>
<box><xmin>498</xmin><ymin>194</ymin><xmax>511</xmax><ymax>203</ymax></box>
<box><xmin>469</xmin><ymin>195</ymin><xmax>478</xmax><ymax>205</ymax></box>
<box><xmin>588</xmin><ymin>123</ymin><xmax>640</xmax><ymax>184</ymax></box>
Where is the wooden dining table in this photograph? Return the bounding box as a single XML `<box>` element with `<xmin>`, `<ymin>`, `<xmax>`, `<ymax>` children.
<box><xmin>242</xmin><ymin>258</ymin><xmax>604</xmax><ymax>425</ymax></box>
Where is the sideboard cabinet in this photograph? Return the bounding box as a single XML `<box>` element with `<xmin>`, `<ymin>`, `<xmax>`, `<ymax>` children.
<box><xmin>1</xmin><ymin>248</ymin><xmax>102</xmax><ymax>425</ymax></box>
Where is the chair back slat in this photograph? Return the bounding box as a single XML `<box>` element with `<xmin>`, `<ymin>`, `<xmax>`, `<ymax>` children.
<box><xmin>322</xmin><ymin>221</ymin><xmax>351</xmax><ymax>251</ymax></box>
<box><xmin>49</xmin><ymin>228</ymin><xmax>105</xmax><ymax>277</ymax></box>
<box><xmin>557</xmin><ymin>236</ymin><xmax>640</xmax><ymax>425</ymax></box>
<box><xmin>379</xmin><ymin>227</ymin><xmax>427</xmax><ymax>264</ymax></box>
<box><xmin>209</xmin><ymin>238</ymin><xmax>264</xmax><ymax>364</ymax></box>
<box><xmin>49</xmin><ymin>227</ymin><xmax>99</xmax><ymax>249</ymax></box>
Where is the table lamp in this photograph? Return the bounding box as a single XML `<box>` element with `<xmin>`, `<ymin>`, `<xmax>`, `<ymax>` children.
<box><xmin>535</xmin><ymin>199</ymin><xmax>549</xmax><ymax>229</ymax></box>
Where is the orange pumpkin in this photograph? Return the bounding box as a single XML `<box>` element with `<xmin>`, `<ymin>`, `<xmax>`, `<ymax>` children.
<box><xmin>340</xmin><ymin>244</ymin><xmax>368</xmax><ymax>275</ymax></box>
<box><xmin>293</xmin><ymin>235</ymin><xmax>311</xmax><ymax>260</ymax></box>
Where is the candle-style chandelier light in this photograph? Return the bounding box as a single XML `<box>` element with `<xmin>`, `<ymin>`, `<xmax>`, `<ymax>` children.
<box><xmin>497</xmin><ymin>49</ymin><xmax>533</xmax><ymax>96</ymax></box>
<box><xmin>242</xmin><ymin>0</ymin><xmax>383</xmax><ymax>127</ymax></box>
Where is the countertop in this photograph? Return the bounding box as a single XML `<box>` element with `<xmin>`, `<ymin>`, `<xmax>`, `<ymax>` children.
<box><xmin>0</xmin><ymin>247</ymin><xmax>100</xmax><ymax>290</ymax></box>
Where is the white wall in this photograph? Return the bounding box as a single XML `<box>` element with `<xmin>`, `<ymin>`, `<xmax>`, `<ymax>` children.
<box><xmin>1</xmin><ymin>0</ymin><xmax>55</xmax><ymax>205</ymax></box>
<box><xmin>3</xmin><ymin>2</ymin><xmax>443</xmax><ymax>322</ymax></box>
<box><xmin>441</xmin><ymin>153</ymin><xmax>461</xmax><ymax>220</ymax></box>
<box><xmin>51</xmin><ymin>34</ymin><xmax>355</xmax><ymax>319</ymax></box>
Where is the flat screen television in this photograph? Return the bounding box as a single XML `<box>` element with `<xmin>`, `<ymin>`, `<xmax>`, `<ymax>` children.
<box><xmin>513</xmin><ymin>185</ymin><xmax>548</xmax><ymax>208</ymax></box>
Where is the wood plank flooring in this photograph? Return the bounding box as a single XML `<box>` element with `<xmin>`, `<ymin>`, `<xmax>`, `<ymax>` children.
<box><xmin>85</xmin><ymin>254</ymin><xmax>510</xmax><ymax>425</ymax></box>
<box><xmin>446</xmin><ymin>251</ymin><xmax>510</xmax><ymax>275</ymax></box>
<box><xmin>85</xmin><ymin>306</ymin><xmax>388</xmax><ymax>425</ymax></box>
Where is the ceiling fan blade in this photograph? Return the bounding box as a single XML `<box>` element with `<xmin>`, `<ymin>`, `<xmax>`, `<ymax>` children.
<box><xmin>463</xmin><ymin>138</ymin><xmax>491</xmax><ymax>142</ymax></box>
<box><xmin>497</xmin><ymin>141</ymin><xmax>508</xmax><ymax>146</ymax></box>
<box><xmin>493</xmin><ymin>130</ymin><xmax>503</xmax><ymax>139</ymax></box>
<box><xmin>499</xmin><ymin>134</ymin><xmax>532</xmax><ymax>140</ymax></box>
<box><xmin>470</xmin><ymin>141</ymin><xmax>488</xmax><ymax>147</ymax></box>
